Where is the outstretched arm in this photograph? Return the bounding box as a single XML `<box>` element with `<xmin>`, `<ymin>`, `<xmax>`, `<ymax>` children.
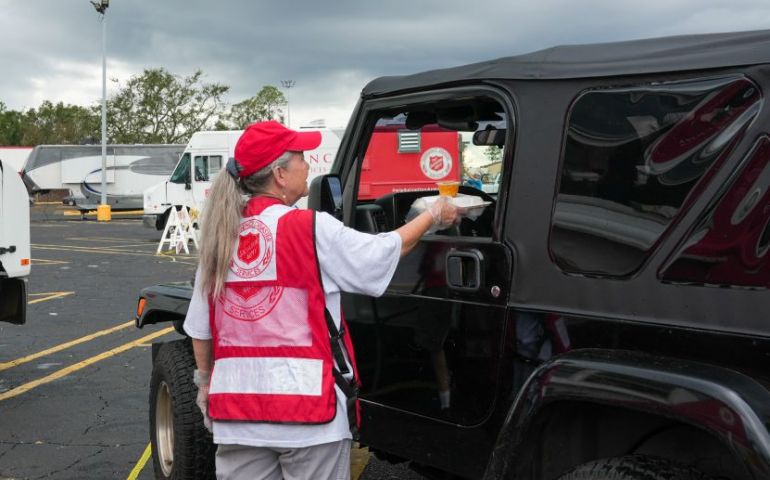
<box><xmin>395</xmin><ymin>196</ymin><xmax>459</xmax><ymax>256</ymax></box>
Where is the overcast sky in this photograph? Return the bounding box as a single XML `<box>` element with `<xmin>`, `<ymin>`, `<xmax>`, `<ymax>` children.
<box><xmin>1</xmin><ymin>0</ymin><xmax>769</xmax><ymax>129</ymax></box>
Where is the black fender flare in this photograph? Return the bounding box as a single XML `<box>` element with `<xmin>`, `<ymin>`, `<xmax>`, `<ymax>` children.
<box><xmin>135</xmin><ymin>282</ymin><xmax>192</xmax><ymax>330</ymax></box>
<box><xmin>484</xmin><ymin>348</ymin><xmax>770</xmax><ymax>479</ymax></box>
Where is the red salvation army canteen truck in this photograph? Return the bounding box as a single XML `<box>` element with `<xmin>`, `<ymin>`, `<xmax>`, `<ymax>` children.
<box><xmin>359</xmin><ymin>124</ymin><xmax>460</xmax><ymax>199</ymax></box>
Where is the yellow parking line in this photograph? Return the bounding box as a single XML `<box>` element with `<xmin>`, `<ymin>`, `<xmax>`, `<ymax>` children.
<box><xmin>101</xmin><ymin>243</ymin><xmax>161</xmax><ymax>249</ymax></box>
<box><xmin>0</xmin><ymin>320</ymin><xmax>133</xmax><ymax>372</ymax></box>
<box><xmin>352</xmin><ymin>444</ymin><xmax>371</xmax><ymax>480</ymax></box>
<box><xmin>66</xmin><ymin>242</ymin><xmax>157</xmax><ymax>249</ymax></box>
<box><xmin>65</xmin><ymin>237</ymin><xmax>158</xmax><ymax>249</ymax></box>
<box><xmin>33</xmin><ymin>244</ymin><xmax>169</xmax><ymax>258</ymax></box>
<box><xmin>66</xmin><ymin>237</ymin><xmax>137</xmax><ymax>242</ymax></box>
<box><xmin>30</xmin><ymin>258</ymin><xmax>69</xmax><ymax>265</ymax></box>
<box><xmin>0</xmin><ymin>326</ymin><xmax>174</xmax><ymax>401</ymax></box>
<box><xmin>28</xmin><ymin>291</ymin><xmax>74</xmax><ymax>304</ymax></box>
<box><xmin>126</xmin><ymin>443</ymin><xmax>152</xmax><ymax>480</ymax></box>
<box><xmin>33</xmin><ymin>243</ymin><xmax>149</xmax><ymax>253</ymax></box>
<box><xmin>63</xmin><ymin>209</ymin><xmax>144</xmax><ymax>216</ymax></box>
<box><xmin>34</xmin><ymin>243</ymin><xmax>194</xmax><ymax>257</ymax></box>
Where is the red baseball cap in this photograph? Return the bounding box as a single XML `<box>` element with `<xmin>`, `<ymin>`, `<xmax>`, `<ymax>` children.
<box><xmin>232</xmin><ymin>121</ymin><xmax>322</xmax><ymax>177</ymax></box>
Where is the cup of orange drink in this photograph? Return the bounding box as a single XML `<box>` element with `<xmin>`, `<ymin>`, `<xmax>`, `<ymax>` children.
<box><xmin>436</xmin><ymin>181</ymin><xmax>460</xmax><ymax>197</ymax></box>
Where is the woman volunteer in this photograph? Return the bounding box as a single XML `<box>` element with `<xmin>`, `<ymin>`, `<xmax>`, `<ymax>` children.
<box><xmin>183</xmin><ymin>121</ymin><xmax>459</xmax><ymax>480</ymax></box>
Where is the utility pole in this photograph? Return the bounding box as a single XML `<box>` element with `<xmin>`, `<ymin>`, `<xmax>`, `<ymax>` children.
<box><xmin>91</xmin><ymin>0</ymin><xmax>111</xmax><ymax>221</ymax></box>
<box><xmin>281</xmin><ymin>80</ymin><xmax>295</xmax><ymax>128</ymax></box>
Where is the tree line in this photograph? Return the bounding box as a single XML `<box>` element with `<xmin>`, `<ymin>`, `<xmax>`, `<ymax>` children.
<box><xmin>0</xmin><ymin>68</ymin><xmax>287</xmax><ymax>146</ymax></box>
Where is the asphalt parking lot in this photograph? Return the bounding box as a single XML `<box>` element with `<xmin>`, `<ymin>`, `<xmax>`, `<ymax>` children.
<box><xmin>0</xmin><ymin>205</ymin><xmax>425</xmax><ymax>480</ymax></box>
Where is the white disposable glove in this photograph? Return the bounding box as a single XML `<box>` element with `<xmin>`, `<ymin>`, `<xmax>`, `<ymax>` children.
<box><xmin>193</xmin><ymin>369</ymin><xmax>212</xmax><ymax>433</ymax></box>
<box><xmin>428</xmin><ymin>196</ymin><xmax>460</xmax><ymax>229</ymax></box>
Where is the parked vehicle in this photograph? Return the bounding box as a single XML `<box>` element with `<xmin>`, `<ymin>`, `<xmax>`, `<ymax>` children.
<box><xmin>0</xmin><ymin>158</ymin><xmax>30</xmax><ymax>324</ymax></box>
<box><xmin>136</xmin><ymin>29</ymin><xmax>770</xmax><ymax>480</ymax></box>
<box><xmin>0</xmin><ymin>147</ymin><xmax>33</xmax><ymax>173</ymax></box>
<box><xmin>481</xmin><ymin>172</ymin><xmax>501</xmax><ymax>194</ymax></box>
<box><xmin>358</xmin><ymin>124</ymin><xmax>461</xmax><ymax>200</ymax></box>
<box><xmin>21</xmin><ymin>144</ymin><xmax>184</xmax><ymax>210</ymax></box>
<box><xmin>142</xmin><ymin>129</ymin><xmax>343</xmax><ymax>230</ymax></box>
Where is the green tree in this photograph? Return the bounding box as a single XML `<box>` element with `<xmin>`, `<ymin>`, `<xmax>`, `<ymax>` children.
<box><xmin>484</xmin><ymin>145</ymin><xmax>502</xmax><ymax>163</ymax></box>
<box><xmin>0</xmin><ymin>102</ymin><xmax>25</xmax><ymax>145</ymax></box>
<box><xmin>20</xmin><ymin>101</ymin><xmax>99</xmax><ymax>145</ymax></box>
<box><xmin>107</xmin><ymin>68</ymin><xmax>229</xmax><ymax>144</ymax></box>
<box><xmin>226</xmin><ymin>85</ymin><xmax>286</xmax><ymax>129</ymax></box>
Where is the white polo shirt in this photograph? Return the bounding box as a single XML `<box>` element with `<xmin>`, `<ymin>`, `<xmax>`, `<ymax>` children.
<box><xmin>183</xmin><ymin>210</ymin><xmax>402</xmax><ymax>448</ymax></box>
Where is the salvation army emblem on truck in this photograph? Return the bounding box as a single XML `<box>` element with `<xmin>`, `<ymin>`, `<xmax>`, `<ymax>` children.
<box><xmin>231</xmin><ymin>218</ymin><xmax>273</xmax><ymax>278</ymax></box>
<box><xmin>420</xmin><ymin>147</ymin><xmax>453</xmax><ymax>180</ymax></box>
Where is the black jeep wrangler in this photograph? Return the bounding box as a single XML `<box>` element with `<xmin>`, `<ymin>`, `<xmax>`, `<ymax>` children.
<box><xmin>136</xmin><ymin>29</ymin><xmax>770</xmax><ymax>480</ymax></box>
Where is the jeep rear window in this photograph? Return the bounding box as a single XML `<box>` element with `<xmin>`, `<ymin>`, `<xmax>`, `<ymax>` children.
<box><xmin>550</xmin><ymin>75</ymin><xmax>761</xmax><ymax>277</ymax></box>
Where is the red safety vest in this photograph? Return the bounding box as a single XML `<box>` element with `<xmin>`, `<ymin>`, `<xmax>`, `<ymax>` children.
<box><xmin>207</xmin><ymin>196</ymin><xmax>360</xmax><ymax>426</ymax></box>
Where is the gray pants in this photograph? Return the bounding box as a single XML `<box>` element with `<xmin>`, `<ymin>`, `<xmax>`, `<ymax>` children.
<box><xmin>215</xmin><ymin>440</ymin><xmax>352</xmax><ymax>480</ymax></box>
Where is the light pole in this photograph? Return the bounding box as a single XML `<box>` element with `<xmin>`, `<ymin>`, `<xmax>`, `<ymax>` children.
<box><xmin>281</xmin><ymin>80</ymin><xmax>295</xmax><ymax>128</ymax></box>
<box><xmin>91</xmin><ymin>0</ymin><xmax>110</xmax><ymax>221</ymax></box>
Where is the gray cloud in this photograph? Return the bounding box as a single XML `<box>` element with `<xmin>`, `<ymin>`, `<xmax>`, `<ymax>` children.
<box><xmin>1</xmin><ymin>0</ymin><xmax>769</xmax><ymax>127</ymax></box>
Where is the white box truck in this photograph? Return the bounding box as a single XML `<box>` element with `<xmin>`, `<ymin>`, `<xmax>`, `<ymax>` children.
<box><xmin>0</xmin><ymin>159</ymin><xmax>31</xmax><ymax>324</ymax></box>
<box><xmin>142</xmin><ymin>128</ymin><xmax>342</xmax><ymax>229</ymax></box>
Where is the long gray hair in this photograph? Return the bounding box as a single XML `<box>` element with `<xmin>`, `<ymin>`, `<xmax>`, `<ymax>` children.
<box><xmin>198</xmin><ymin>152</ymin><xmax>293</xmax><ymax>298</ymax></box>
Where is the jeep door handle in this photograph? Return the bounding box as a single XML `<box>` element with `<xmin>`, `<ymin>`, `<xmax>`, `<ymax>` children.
<box><xmin>446</xmin><ymin>249</ymin><xmax>484</xmax><ymax>292</ymax></box>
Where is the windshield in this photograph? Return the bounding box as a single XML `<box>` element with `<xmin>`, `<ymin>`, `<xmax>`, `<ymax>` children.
<box><xmin>169</xmin><ymin>153</ymin><xmax>191</xmax><ymax>184</ymax></box>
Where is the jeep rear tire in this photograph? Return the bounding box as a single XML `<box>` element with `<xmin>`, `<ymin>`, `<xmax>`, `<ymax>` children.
<box><xmin>149</xmin><ymin>339</ymin><xmax>216</xmax><ymax>480</ymax></box>
<box><xmin>557</xmin><ymin>455</ymin><xmax>712</xmax><ymax>480</ymax></box>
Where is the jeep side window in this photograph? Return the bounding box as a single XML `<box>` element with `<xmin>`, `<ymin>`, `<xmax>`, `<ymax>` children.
<box><xmin>352</xmin><ymin>96</ymin><xmax>506</xmax><ymax>238</ymax></box>
<box><xmin>550</xmin><ymin>75</ymin><xmax>761</xmax><ymax>277</ymax></box>
<box><xmin>170</xmin><ymin>153</ymin><xmax>191</xmax><ymax>184</ymax></box>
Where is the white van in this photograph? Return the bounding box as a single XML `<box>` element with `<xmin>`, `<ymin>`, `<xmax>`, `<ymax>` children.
<box><xmin>142</xmin><ymin>128</ymin><xmax>342</xmax><ymax>229</ymax></box>
<box><xmin>0</xmin><ymin>159</ymin><xmax>31</xmax><ymax>324</ymax></box>
<box><xmin>22</xmin><ymin>144</ymin><xmax>185</xmax><ymax>210</ymax></box>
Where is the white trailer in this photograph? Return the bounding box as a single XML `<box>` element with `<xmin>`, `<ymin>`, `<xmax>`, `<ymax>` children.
<box><xmin>0</xmin><ymin>158</ymin><xmax>31</xmax><ymax>324</ymax></box>
<box><xmin>142</xmin><ymin>128</ymin><xmax>342</xmax><ymax>229</ymax></box>
<box><xmin>21</xmin><ymin>144</ymin><xmax>185</xmax><ymax>210</ymax></box>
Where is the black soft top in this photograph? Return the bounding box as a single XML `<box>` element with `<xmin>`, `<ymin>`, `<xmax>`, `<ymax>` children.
<box><xmin>362</xmin><ymin>29</ymin><xmax>770</xmax><ymax>98</ymax></box>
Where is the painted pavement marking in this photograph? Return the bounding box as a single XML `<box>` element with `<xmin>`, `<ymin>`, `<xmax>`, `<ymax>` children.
<box><xmin>0</xmin><ymin>320</ymin><xmax>133</xmax><ymax>372</ymax></box>
<box><xmin>0</xmin><ymin>326</ymin><xmax>174</xmax><ymax>401</ymax></box>
<box><xmin>30</xmin><ymin>258</ymin><xmax>70</xmax><ymax>265</ymax></box>
<box><xmin>126</xmin><ymin>443</ymin><xmax>152</xmax><ymax>480</ymax></box>
<box><xmin>28</xmin><ymin>291</ymin><xmax>74</xmax><ymax>305</ymax></box>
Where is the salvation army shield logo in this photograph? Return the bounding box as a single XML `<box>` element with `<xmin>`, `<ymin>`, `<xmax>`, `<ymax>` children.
<box><xmin>430</xmin><ymin>155</ymin><xmax>444</xmax><ymax>172</ymax></box>
<box><xmin>221</xmin><ymin>284</ymin><xmax>283</xmax><ymax>322</ymax></box>
<box><xmin>238</xmin><ymin>232</ymin><xmax>261</xmax><ymax>264</ymax></box>
<box><xmin>230</xmin><ymin>218</ymin><xmax>273</xmax><ymax>278</ymax></box>
<box><xmin>420</xmin><ymin>147</ymin><xmax>452</xmax><ymax>180</ymax></box>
